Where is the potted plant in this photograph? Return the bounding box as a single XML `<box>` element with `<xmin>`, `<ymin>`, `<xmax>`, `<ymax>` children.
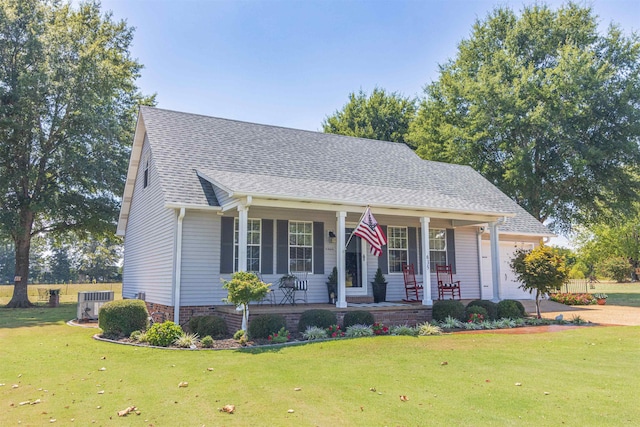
<box><xmin>371</xmin><ymin>268</ymin><xmax>387</xmax><ymax>303</ymax></box>
<box><xmin>326</xmin><ymin>267</ymin><xmax>337</xmax><ymax>304</ymax></box>
<box><xmin>593</xmin><ymin>293</ymin><xmax>608</xmax><ymax>305</ymax></box>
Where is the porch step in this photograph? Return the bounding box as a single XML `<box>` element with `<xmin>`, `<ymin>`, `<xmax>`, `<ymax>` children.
<box><xmin>346</xmin><ymin>296</ymin><xmax>374</xmax><ymax>304</ymax></box>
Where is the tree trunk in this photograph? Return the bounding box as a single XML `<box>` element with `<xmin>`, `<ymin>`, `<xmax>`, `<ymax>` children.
<box><xmin>6</xmin><ymin>209</ymin><xmax>34</xmax><ymax>308</ymax></box>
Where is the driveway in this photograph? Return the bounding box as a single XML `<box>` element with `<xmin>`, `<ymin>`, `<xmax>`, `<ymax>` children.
<box><xmin>521</xmin><ymin>299</ymin><xmax>640</xmax><ymax>326</ymax></box>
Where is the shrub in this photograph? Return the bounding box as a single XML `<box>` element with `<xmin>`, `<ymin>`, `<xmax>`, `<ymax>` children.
<box><xmin>298</xmin><ymin>309</ymin><xmax>337</xmax><ymax>332</ymax></box>
<box><xmin>432</xmin><ymin>300</ymin><xmax>465</xmax><ymax>322</ymax></box>
<box><xmin>549</xmin><ymin>293</ymin><xmax>596</xmax><ymax>305</ymax></box>
<box><xmin>466</xmin><ymin>300</ymin><xmax>497</xmax><ymax>320</ymax></box>
<box><xmin>98</xmin><ymin>299</ymin><xmax>149</xmax><ymax>338</ymax></box>
<box><xmin>440</xmin><ymin>315</ymin><xmax>463</xmax><ymax>329</ymax></box>
<box><xmin>417</xmin><ymin>322</ymin><xmax>442</xmax><ymax>336</ymax></box>
<box><xmin>371</xmin><ymin>322</ymin><xmax>390</xmax><ymax>335</ymax></box>
<box><xmin>247</xmin><ymin>314</ymin><xmax>286</xmax><ymax>339</ymax></box>
<box><xmin>390</xmin><ymin>325</ymin><xmax>418</xmax><ymax>336</ymax></box>
<box><xmin>174</xmin><ymin>333</ymin><xmax>200</xmax><ymax>348</ymax></box>
<box><xmin>302</xmin><ymin>326</ymin><xmax>328</xmax><ymax>340</ymax></box>
<box><xmin>345</xmin><ymin>324</ymin><xmax>374</xmax><ymax>338</ymax></box>
<box><xmin>146</xmin><ymin>321</ymin><xmax>184</xmax><ymax>347</ymax></box>
<box><xmin>188</xmin><ymin>315</ymin><xmax>228</xmax><ymax>339</ymax></box>
<box><xmin>597</xmin><ymin>256</ymin><xmax>633</xmax><ymax>282</ymax></box>
<box><xmin>129</xmin><ymin>330</ymin><xmax>143</xmax><ymax>341</ymax></box>
<box><xmin>268</xmin><ymin>327</ymin><xmax>290</xmax><ymax>344</ymax></box>
<box><xmin>497</xmin><ymin>299</ymin><xmax>526</xmax><ymax>319</ymax></box>
<box><xmin>342</xmin><ymin>310</ymin><xmax>375</xmax><ymax>328</ymax></box>
<box><xmin>233</xmin><ymin>329</ymin><xmax>245</xmax><ymax>340</ymax></box>
<box><xmin>201</xmin><ymin>335</ymin><xmax>214</xmax><ymax>348</ymax></box>
<box><xmin>465</xmin><ymin>305</ymin><xmax>487</xmax><ymax>323</ymax></box>
<box><xmin>326</xmin><ymin>324</ymin><xmax>345</xmax><ymax>338</ymax></box>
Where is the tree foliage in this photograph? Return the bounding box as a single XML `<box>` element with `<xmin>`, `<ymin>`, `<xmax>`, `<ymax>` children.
<box><xmin>323</xmin><ymin>87</ymin><xmax>416</xmax><ymax>145</ymax></box>
<box><xmin>0</xmin><ymin>0</ymin><xmax>152</xmax><ymax>307</ymax></box>
<box><xmin>510</xmin><ymin>244</ymin><xmax>569</xmax><ymax>318</ymax></box>
<box><xmin>222</xmin><ymin>271</ymin><xmax>270</xmax><ymax>331</ymax></box>
<box><xmin>408</xmin><ymin>3</ymin><xmax>640</xmax><ymax>232</ymax></box>
<box><xmin>573</xmin><ymin>205</ymin><xmax>640</xmax><ymax>280</ymax></box>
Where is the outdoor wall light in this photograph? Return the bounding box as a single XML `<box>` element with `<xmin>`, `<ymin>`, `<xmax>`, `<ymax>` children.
<box><xmin>328</xmin><ymin>231</ymin><xmax>337</xmax><ymax>243</ymax></box>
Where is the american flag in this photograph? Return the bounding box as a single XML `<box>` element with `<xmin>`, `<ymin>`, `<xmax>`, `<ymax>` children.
<box><xmin>353</xmin><ymin>207</ymin><xmax>387</xmax><ymax>257</ymax></box>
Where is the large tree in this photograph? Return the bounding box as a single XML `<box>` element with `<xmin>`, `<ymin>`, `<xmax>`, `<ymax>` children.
<box><xmin>408</xmin><ymin>3</ymin><xmax>640</xmax><ymax>232</ymax></box>
<box><xmin>0</xmin><ymin>0</ymin><xmax>150</xmax><ymax>307</ymax></box>
<box><xmin>323</xmin><ymin>87</ymin><xmax>416</xmax><ymax>144</ymax></box>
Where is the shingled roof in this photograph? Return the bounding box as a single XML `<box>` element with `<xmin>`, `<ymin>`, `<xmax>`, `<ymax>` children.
<box><xmin>128</xmin><ymin>106</ymin><xmax>551</xmax><ymax>236</ymax></box>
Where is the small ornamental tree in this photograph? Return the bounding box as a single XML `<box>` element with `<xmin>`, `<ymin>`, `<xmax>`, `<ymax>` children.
<box><xmin>510</xmin><ymin>245</ymin><xmax>568</xmax><ymax>318</ymax></box>
<box><xmin>222</xmin><ymin>271</ymin><xmax>270</xmax><ymax>332</ymax></box>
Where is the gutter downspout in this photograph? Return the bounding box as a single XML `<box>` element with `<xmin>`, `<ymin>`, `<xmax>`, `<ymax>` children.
<box><xmin>173</xmin><ymin>208</ymin><xmax>186</xmax><ymax>323</ymax></box>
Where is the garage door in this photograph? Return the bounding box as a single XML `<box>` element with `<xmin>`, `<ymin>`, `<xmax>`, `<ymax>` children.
<box><xmin>481</xmin><ymin>241</ymin><xmax>535</xmax><ymax>300</ymax></box>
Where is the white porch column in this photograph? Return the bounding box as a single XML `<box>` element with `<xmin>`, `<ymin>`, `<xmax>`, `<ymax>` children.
<box><xmin>489</xmin><ymin>221</ymin><xmax>501</xmax><ymax>302</ymax></box>
<box><xmin>237</xmin><ymin>205</ymin><xmax>248</xmax><ymax>272</ymax></box>
<box><xmin>420</xmin><ymin>217</ymin><xmax>433</xmax><ymax>306</ymax></box>
<box><xmin>336</xmin><ymin>211</ymin><xmax>347</xmax><ymax>308</ymax></box>
<box><xmin>237</xmin><ymin>205</ymin><xmax>249</xmax><ymax>331</ymax></box>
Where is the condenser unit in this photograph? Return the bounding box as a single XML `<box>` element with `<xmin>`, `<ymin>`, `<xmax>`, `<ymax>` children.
<box><xmin>77</xmin><ymin>291</ymin><xmax>114</xmax><ymax>320</ymax></box>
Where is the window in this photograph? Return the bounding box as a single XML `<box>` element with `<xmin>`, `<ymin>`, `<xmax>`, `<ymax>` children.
<box><xmin>289</xmin><ymin>221</ymin><xmax>312</xmax><ymax>272</ymax></box>
<box><xmin>143</xmin><ymin>157</ymin><xmax>150</xmax><ymax>188</ymax></box>
<box><xmin>234</xmin><ymin>218</ymin><xmax>261</xmax><ymax>272</ymax></box>
<box><xmin>387</xmin><ymin>226</ymin><xmax>408</xmax><ymax>273</ymax></box>
<box><xmin>429</xmin><ymin>229</ymin><xmax>447</xmax><ymax>272</ymax></box>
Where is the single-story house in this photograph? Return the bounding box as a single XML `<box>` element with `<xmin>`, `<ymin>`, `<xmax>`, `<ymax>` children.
<box><xmin>117</xmin><ymin>107</ymin><xmax>553</xmax><ymax>325</ymax></box>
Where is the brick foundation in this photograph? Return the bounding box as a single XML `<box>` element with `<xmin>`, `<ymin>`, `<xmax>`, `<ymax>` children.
<box><xmin>141</xmin><ymin>302</ymin><xmax>432</xmax><ymax>335</ymax></box>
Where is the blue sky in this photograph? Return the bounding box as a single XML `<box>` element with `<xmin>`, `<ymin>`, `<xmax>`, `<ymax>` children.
<box><xmin>101</xmin><ymin>0</ymin><xmax>640</xmax><ymax>131</ymax></box>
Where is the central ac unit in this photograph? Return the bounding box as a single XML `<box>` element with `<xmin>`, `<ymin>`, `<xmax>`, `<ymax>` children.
<box><xmin>77</xmin><ymin>291</ymin><xmax>114</xmax><ymax>320</ymax></box>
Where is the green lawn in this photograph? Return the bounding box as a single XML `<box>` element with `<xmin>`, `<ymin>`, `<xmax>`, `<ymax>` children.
<box><xmin>591</xmin><ymin>282</ymin><xmax>640</xmax><ymax>307</ymax></box>
<box><xmin>1</xmin><ymin>304</ymin><xmax>639</xmax><ymax>426</ymax></box>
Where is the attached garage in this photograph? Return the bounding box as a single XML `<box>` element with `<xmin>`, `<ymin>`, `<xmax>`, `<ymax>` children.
<box><xmin>481</xmin><ymin>240</ymin><xmax>536</xmax><ymax>300</ymax></box>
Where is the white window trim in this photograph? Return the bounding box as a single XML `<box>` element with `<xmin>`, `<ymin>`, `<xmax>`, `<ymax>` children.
<box><xmin>429</xmin><ymin>228</ymin><xmax>447</xmax><ymax>272</ymax></box>
<box><xmin>234</xmin><ymin>218</ymin><xmax>261</xmax><ymax>272</ymax></box>
<box><xmin>288</xmin><ymin>220</ymin><xmax>313</xmax><ymax>273</ymax></box>
<box><xmin>387</xmin><ymin>225</ymin><xmax>408</xmax><ymax>274</ymax></box>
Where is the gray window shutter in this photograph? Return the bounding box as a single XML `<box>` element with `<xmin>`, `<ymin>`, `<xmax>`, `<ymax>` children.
<box><xmin>378</xmin><ymin>225</ymin><xmax>388</xmax><ymax>273</ymax></box>
<box><xmin>276</xmin><ymin>220</ymin><xmax>288</xmax><ymax>274</ymax></box>
<box><xmin>313</xmin><ymin>222</ymin><xmax>324</xmax><ymax>274</ymax></box>
<box><xmin>261</xmin><ymin>219</ymin><xmax>273</xmax><ymax>274</ymax></box>
<box><xmin>220</xmin><ymin>217</ymin><xmax>234</xmax><ymax>274</ymax></box>
<box><xmin>446</xmin><ymin>229</ymin><xmax>456</xmax><ymax>274</ymax></box>
<box><xmin>408</xmin><ymin>227</ymin><xmax>418</xmax><ymax>269</ymax></box>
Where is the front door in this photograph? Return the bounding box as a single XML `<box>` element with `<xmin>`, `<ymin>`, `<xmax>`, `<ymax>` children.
<box><xmin>345</xmin><ymin>228</ymin><xmax>367</xmax><ymax>295</ymax></box>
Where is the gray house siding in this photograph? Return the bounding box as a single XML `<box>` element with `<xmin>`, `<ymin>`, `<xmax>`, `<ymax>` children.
<box><xmin>180</xmin><ymin>210</ymin><xmax>221</xmax><ymax>306</ymax></box>
<box><xmin>122</xmin><ymin>136</ymin><xmax>176</xmax><ymax>304</ymax></box>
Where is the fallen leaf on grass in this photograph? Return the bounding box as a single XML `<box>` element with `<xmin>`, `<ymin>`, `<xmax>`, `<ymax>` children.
<box><xmin>12</xmin><ymin>384</ymin><xmax>19</xmax><ymax>389</ymax></box>
<box><xmin>117</xmin><ymin>406</ymin><xmax>137</xmax><ymax>417</ymax></box>
<box><xmin>400</xmin><ymin>395</ymin><xmax>409</xmax><ymax>402</ymax></box>
<box><xmin>98</xmin><ymin>367</ymin><xmax>106</xmax><ymax>371</ymax></box>
<box><xmin>287</xmin><ymin>409</ymin><xmax>294</xmax><ymax>413</ymax></box>
<box><xmin>178</xmin><ymin>382</ymin><xmax>188</xmax><ymax>388</ymax></box>
<box><xmin>369</xmin><ymin>387</ymin><xmax>376</xmax><ymax>392</ymax></box>
<box><xmin>97</xmin><ymin>391</ymin><xmax>104</xmax><ymax>394</ymax></box>
<box><xmin>440</xmin><ymin>361</ymin><xmax>448</xmax><ymax>365</ymax></box>
<box><xmin>219</xmin><ymin>404</ymin><xmax>235</xmax><ymax>414</ymax></box>
<box><xmin>49</xmin><ymin>419</ymin><xmax>56</xmax><ymax>423</ymax></box>
<box><xmin>294</xmin><ymin>387</ymin><xmax>301</xmax><ymax>391</ymax></box>
<box><xmin>19</xmin><ymin>401</ymin><xmax>31</xmax><ymax>406</ymax></box>
<box><xmin>207</xmin><ymin>368</ymin><xmax>214</xmax><ymax>371</ymax></box>
<box><xmin>515</xmin><ymin>383</ymin><xmax>522</xmax><ymax>386</ymax></box>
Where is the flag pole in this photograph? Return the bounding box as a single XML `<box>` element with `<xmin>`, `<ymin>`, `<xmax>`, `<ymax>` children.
<box><xmin>345</xmin><ymin>205</ymin><xmax>369</xmax><ymax>249</ymax></box>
